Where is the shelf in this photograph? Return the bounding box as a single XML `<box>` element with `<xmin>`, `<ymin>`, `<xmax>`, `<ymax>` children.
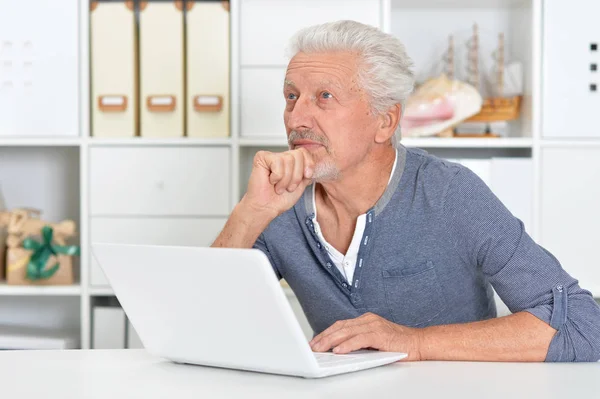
<box><xmin>89</xmin><ymin>287</ymin><xmax>114</xmax><ymax>296</ymax></box>
<box><xmin>87</xmin><ymin>137</ymin><xmax>232</xmax><ymax>146</ymax></box>
<box><xmin>401</xmin><ymin>137</ymin><xmax>533</xmax><ymax>148</ymax></box>
<box><xmin>541</xmin><ymin>140</ymin><xmax>600</xmax><ymax>148</ymax></box>
<box><xmin>0</xmin><ymin>137</ymin><xmax>81</xmax><ymax>147</ymax></box>
<box><xmin>239</xmin><ymin>137</ymin><xmax>533</xmax><ymax>149</ymax></box>
<box><xmin>0</xmin><ymin>283</ymin><xmax>81</xmax><ymax>296</ymax></box>
<box><xmin>391</xmin><ymin>0</ymin><xmax>527</xmax><ymax>9</ymax></box>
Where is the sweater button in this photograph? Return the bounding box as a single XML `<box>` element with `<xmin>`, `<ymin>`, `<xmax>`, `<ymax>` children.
<box><xmin>326</xmin><ymin>262</ymin><xmax>332</xmax><ymax>268</ymax></box>
<box><xmin>316</xmin><ymin>243</ymin><xmax>321</xmax><ymax>249</ymax></box>
<box><xmin>342</xmin><ymin>283</ymin><xmax>348</xmax><ymax>288</ymax></box>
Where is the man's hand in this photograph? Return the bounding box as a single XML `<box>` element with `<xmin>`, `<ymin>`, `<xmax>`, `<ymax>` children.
<box><xmin>241</xmin><ymin>148</ymin><xmax>316</xmax><ymax>218</ymax></box>
<box><xmin>211</xmin><ymin>148</ymin><xmax>315</xmax><ymax>249</ymax></box>
<box><xmin>309</xmin><ymin>312</ymin><xmax>423</xmax><ymax>361</ymax></box>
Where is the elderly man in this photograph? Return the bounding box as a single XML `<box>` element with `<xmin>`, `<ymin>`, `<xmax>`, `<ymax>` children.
<box><xmin>213</xmin><ymin>20</ymin><xmax>600</xmax><ymax>362</ymax></box>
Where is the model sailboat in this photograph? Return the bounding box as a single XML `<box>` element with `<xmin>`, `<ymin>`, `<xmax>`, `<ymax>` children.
<box><xmin>462</xmin><ymin>25</ymin><xmax>522</xmax><ymax>129</ymax></box>
<box><xmin>401</xmin><ymin>24</ymin><xmax>523</xmax><ymax>138</ymax></box>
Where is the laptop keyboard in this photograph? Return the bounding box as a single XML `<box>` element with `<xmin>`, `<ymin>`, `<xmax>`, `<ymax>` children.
<box><xmin>314</xmin><ymin>352</ymin><xmax>361</xmax><ymax>367</ymax></box>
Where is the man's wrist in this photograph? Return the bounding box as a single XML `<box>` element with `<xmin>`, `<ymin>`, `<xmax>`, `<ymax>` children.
<box><xmin>235</xmin><ymin>197</ymin><xmax>279</xmax><ymax>227</ymax></box>
<box><xmin>415</xmin><ymin>326</ymin><xmax>430</xmax><ymax>361</ymax></box>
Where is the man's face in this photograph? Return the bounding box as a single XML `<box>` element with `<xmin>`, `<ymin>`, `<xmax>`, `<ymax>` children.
<box><xmin>283</xmin><ymin>51</ymin><xmax>380</xmax><ymax>181</ymax></box>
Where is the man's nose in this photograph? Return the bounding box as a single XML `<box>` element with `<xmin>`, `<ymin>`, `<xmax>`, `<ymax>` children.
<box><xmin>286</xmin><ymin>95</ymin><xmax>315</xmax><ymax>131</ymax></box>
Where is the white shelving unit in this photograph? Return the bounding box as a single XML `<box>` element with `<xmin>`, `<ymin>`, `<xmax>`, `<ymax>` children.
<box><xmin>0</xmin><ymin>0</ymin><xmax>598</xmax><ymax>350</ymax></box>
<box><xmin>0</xmin><ymin>283</ymin><xmax>82</xmax><ymax>297</ymax></box>
<box><xmin>86</xmin><ymin>138</ymin><xmax>233</xmax><ymax>146</ymax></box>
<box><xmin>0</xmin><ymin>138</ymin><xmax>82</xmax><ymax>147</ymax></box>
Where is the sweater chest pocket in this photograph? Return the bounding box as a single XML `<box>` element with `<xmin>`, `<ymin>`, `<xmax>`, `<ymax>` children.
<box><xmin>382</xmin><ymin>260</ymin><xmax>446</xmax><ymax>327</ymax></box>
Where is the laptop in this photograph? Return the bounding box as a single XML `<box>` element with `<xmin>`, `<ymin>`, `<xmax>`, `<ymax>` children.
<box><xmin>91</xmin><ymin>243</ymin><xmax>407</xmax><ymax>378</ymax></box>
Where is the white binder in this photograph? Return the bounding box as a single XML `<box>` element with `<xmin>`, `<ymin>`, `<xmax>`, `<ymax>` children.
<box><xmin>139</xmin><ymin>0</ymin><xmax>184</xmax><ymax>137</ymax></box>
<box><xmin>93</xmin><ymin>306</ymin><xmax>126</xmax><ymax>349</ymax></box>
<box><xmin>186</xmin><ymin>1</ymin><xmax>230</xmax><ymax>137</ymax></box>
<box><xmin>90</xmin><ymin>1</ymin><xmax>137</xmax><ymax>137</ymax></box>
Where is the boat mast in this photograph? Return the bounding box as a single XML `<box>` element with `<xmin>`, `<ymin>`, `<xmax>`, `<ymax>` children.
<box><xmin>497</xmin><ymin>32</ymin><xmax>505</xmax><ymax>97</ymax></box>
<box><xmin>446</xmin><ymin>34</ymin><xmax>454</xmax><ymax>80</ymax></box>
<box><xmin>468</xmin><ymin>24</ymin><xmax>479</xmax><ymax>91</ymax></box>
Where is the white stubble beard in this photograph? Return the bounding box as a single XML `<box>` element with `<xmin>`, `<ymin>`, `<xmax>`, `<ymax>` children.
<box><xmin>287</xmin><ymin>130</ymin><xmax>341</xmax><ymax>182</ymax></box>
<box><xmin>311</xmin><ymin>160</ymin><xmax>341</xmax><ymax>182</ymax></box>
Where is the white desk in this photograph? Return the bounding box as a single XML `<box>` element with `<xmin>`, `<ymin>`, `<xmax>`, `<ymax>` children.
<box><xmin>1</xmin><ymin>349</ymin><xmax>598</xmax><ymax>398</ymax></box>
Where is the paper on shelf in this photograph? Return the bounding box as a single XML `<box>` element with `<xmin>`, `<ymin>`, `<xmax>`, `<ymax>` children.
<box><xmin>0</xmin><ymin>325</ymin><xmax>78</xmax><ymax>350</ymax></box>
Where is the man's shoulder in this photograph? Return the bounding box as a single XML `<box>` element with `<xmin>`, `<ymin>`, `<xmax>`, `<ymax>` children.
<box><xmin>403</xmin><ymin>145</ymin><xmax>492</xmax><ymax>209</ymax></box>
<box><xmin>405</xmin><ymin>146</ymin><xmax>465</xmax><ymax>194</ymax></box>
<box><xmin>406</xmin><ymin>146</ymin><xmax>463</xmax><ymax>176</ymax></box>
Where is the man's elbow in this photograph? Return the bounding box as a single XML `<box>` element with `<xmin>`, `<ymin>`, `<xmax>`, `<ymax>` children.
<box><xmin>546</xmin><ymin>296</ymin><xmax>600</xmax><ymax>362</ymax></box>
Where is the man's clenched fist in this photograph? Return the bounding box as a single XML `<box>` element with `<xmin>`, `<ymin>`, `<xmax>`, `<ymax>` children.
<box><xmin>241</xmin><ymin>148</ymin><xmax>316</xmax><ymax>218</ymax></box>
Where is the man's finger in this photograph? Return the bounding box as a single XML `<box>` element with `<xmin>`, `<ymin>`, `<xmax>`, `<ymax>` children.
<box><xmin>296</xmin><ymin>148</ymin><xmax>315</xmax><ymax>179</ymax></box>
<box><xmin>288</xmin><ymin>151</ymin><xmax>305</xmax><ymax>192</ymax></box>
<box><xmin>312</xmin><ymin>327</ymin><xmax>355</xmax><ymax>352</ymax></box>
<box><xmin>275</xmin><ymin>155</ymin><xmax>294</xmax><ymax>194</ymax></box>
<box><xmin>333</xmin><ymin>332</ymin><xmax>379</xmax><ymax>354</ymax></box>
<box><xmin>312</xmin><ymin>324</ymin><xmax>373</xmax><ymax>353</ymax></box>
<box><xmin>310</xmin><ymin>312</ymin><xmax>380</xmax><ymax>344</ymax></box>
<box><xmin>310</xmin><ymin>320</ymin><xmax>352</xmax><ymax>348</ymax></box>
<box><xmin>266</xmin><ymin>154</ymin><xmax>284</xmax><ymax>186</ymax></box>
<box><xmin>311</xmin><ymin>315</ymin><xmax>377</xmax><ymax>347</ymax></box>
<box><xmin>310</xmin><ymin>319</ymin><xmax>347</xmax><ymax>347</ymax></box>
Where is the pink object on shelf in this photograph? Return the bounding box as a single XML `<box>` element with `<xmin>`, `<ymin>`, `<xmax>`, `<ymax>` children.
<box><xmin>400</xmin><ymin>74</ymin><xmax>483</xmax><ymax>137</ymax></box>
<box><xmin>402</xmin><ymin>97</ymin><xmax>454</xmax><ymax>122</ymax></box>
<box><xmin>401</xmin><ymin>117</ymin><xmax>453</xmax><ymax>129</ymax></box>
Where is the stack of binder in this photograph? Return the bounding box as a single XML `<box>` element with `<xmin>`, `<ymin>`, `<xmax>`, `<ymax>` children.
<box><xmin>90</xmin><ymin>0</ymin><xmax>230</xmax><ymax>138</ymax></box>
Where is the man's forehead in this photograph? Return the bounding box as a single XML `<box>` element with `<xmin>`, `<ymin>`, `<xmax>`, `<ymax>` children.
<box><xmin>286</xmin><ymin>53</ymin><xmax>358</xmax><ymax>81</ymax></box>
<box><xmin>283</xmin><ymin>76</ymin><xmax>345</xmax><ymax>89</ymax></box>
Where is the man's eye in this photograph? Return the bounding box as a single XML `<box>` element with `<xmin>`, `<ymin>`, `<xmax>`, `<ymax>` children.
<box><xmin>286</xmin><ymin>93</ymin><xmax>298</xmax><ymax>100</ymax></box>
<box><xmin>321</xmin><ymin>91</ymin><xmax>333</xmax><ymax>99</ymax></box>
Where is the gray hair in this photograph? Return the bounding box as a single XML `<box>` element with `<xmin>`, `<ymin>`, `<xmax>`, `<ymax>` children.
<box><xmin>286</xmin><ymin>20</ymin><xmax>415</xmax><ymax>144</ymax></box>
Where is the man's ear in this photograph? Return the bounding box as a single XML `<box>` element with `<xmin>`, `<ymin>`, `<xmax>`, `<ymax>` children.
<box><xmin>374</xmin><ymin>104</ymin><xmax>401</xmax><ymax>144</ymax></box>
